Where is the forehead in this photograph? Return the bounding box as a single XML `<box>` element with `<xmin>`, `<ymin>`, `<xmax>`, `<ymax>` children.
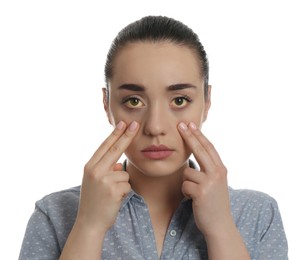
<box><xmin>110</xmin><ymin>41</ymin><xmax>203</xmax><ymax>88</ymax></box>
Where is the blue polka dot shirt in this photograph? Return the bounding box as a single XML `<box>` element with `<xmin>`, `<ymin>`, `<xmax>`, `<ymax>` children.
<box><xmin>19</xmin><ymin>161</ymin><xmax>288</xmax><ymax>259</ymax></box>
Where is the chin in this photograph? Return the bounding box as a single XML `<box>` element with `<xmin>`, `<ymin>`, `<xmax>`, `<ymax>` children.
<box><xmin>125</xmin><ymin>153</ymin><xmax>190</xmax><ymax>178</ymax></box>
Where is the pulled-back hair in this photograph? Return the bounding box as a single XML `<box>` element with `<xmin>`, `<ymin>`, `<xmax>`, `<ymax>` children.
<box><xmin>104</xmin><ymin>16</ymin><xmax>209</xmax><ymax>99</ymax></box>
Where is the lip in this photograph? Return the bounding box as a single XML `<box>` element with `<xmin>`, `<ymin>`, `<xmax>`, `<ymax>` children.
<box><xmin>141</xmin><ymin>145</ymin><xmax>174</xmax><ymax>160</ymax></box>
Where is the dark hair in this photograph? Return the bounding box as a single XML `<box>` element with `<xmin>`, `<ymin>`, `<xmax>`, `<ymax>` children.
<box><xmin>104</xmin><ymin>15</ymin><xmax>209</xmax><ymax>99</ymax></box>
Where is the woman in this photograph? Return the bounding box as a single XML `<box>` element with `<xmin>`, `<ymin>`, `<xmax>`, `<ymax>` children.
<box><xmin>19</xmin><ymin>16</ymin><xmax>288</xmax><ymax>259</ymax></box>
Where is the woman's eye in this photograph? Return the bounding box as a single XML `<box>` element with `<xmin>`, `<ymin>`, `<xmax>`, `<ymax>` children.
<box><xmin>171</xmin><ymin>96</ymin><xmax>192</xmax><ymax>108</ymax></box>
<box><xmin>123</xmin><ymin>97</ymin><xmax>145</xmax><ymax>108</ymax></box>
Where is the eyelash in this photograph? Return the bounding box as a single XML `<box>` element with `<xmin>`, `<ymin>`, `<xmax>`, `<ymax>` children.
<box><xmin>174</xmin><ymin>95</ymin><xmax>192</xmax><ymax>103</ymax></box>
<box><xmin>121</xmin><ymin>96</ymin><xmax>142</xmax><ymax>104</ymax></box>
<box><xmin>121</xmin><ymin>95</ymin><xmax>192</xmax><ymax>109</ymax></box>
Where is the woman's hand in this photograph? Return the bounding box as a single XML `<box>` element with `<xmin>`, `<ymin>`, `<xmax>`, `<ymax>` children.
<box><xmin>60</xmin><ymin>121</ymin><xmax>139</xmax><ymax>259</ymax></box>
<box><xmin>178</xmin><ymin>121</ymin><xmax>231</xmax><ymax>236</ymax></box>
<box><xmin>178</xmin><ymin>122</ymin><xmax>250</xmax><ymax>259</ymax></box>
<box><xmin>77</xmin><ymin>120</ymin><xmax>139</xmax><ymax>234</ymax></box>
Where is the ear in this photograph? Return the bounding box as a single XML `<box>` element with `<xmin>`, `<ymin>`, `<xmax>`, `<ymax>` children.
<box><xmin>202</xmin><ymin>85</ymin><xmax>212</xmax><ymax>122</ymax></box>
<box><xmin>102</xmin><ymin>88</ymin><xmax>113</xmax><ymax>126</ymax></box>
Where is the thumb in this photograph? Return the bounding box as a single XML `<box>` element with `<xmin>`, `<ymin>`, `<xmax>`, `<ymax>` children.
<box><xmin>113</xmin><ymin>163</ymin><xmax>123</xmax><ymax>171</ymax></box>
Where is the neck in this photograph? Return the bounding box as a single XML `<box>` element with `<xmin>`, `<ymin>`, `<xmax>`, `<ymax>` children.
<box><xmin>126</xmin><ymin>160</ymin><xmax>188</xmax><ymax>210</ymax></box>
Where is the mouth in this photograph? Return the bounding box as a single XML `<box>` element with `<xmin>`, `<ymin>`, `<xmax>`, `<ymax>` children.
<box><xmin>141</xmin><ymin>145</ymin><xmax>174</xmax><ymax>160</ymax></box>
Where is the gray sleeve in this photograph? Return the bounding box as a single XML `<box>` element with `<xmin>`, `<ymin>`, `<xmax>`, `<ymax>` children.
<box><xmin>254</xmin><ymin>197</ymin><xmax>288</xmax><ymax>260</ymax></box>
<box><xmin>19</xmin><ymin>206</ymin><xmax>61</xmax><ymax>260</ymax></box>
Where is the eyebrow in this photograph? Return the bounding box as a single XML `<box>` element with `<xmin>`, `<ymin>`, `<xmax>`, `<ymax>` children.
<box><xmin>118</xmin><ymin>84</ymin><xmax>145</xmax><ymax>91</ymax></box>
<box><xmin>167</xmin><ymin>83</ymin><xmax>197</xmax><ymax>91</ymax></box>
<box><xmin>117</xmin><ymin>83</ymin><xmax>197</xmax><ymax>92</ymax></box>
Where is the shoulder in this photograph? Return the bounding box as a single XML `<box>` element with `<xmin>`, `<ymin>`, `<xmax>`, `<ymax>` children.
<box><xmin>229</xmin><ymin>188</ymin><xmax>288</xmax><ymax>258</ymax></box>
<box><xmin>229</xmin><ymin>187</ymin><xmax>280</xmax><ymax>221</ymax></box>
<box><xmin>229</xmin><ymin>187</ymin><xmax>286</xmax><ymax>239</ymax></box>
<box><xmin>20</xmin><ymin>187</ymin><xmax>81</xmax><ymax>256</ymax></box>
<box><xmin>229</xmin><ymin>187</ymin><xmax>277</xmax><ymax>206</ymax></box>
<box><xmin>35</xmin><ymin>186</ymin><xmax>80</xmax><ymax>217</ymax></box>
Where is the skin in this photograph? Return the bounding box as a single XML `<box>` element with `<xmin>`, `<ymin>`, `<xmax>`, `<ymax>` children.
<box><xmin>60</xmin><ymin>42</ymin><xmax>250</xmax><ymax>259</ymax></box>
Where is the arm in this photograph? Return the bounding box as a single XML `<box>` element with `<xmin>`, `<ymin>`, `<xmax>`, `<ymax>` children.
<box><xmin>59</xmin><ymin>220</ymin><xmax>106</xmax><ymax>260</ymax></box>
<box><xmin>256</xmin><ymin>197</ymin><xmax>288</xmax><ymax>259</ymax></box>
<box><xmin>60</xmin><ymin>121</ymin><xmax>139</xmax><ymax>260</ymax></box>
<box><xmin>19</xmin><ymin>207</ymin><xmax>61</xmax><ymax>259</ymax></box>
<box><xmin>178</xmin><ymin>122</ymin><xmax>250</xmax><ymax>260</ymax></box>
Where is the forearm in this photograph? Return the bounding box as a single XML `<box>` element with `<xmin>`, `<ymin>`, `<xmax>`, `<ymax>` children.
<box><xmin>59</xmin><ymin>220</ymin><xmax>106</xmax><ymax>260</ymax></box>
<box><xmin>205</xmin><ymin>221</ymin><xmax>250</xmax><ymax>260</ymax></box>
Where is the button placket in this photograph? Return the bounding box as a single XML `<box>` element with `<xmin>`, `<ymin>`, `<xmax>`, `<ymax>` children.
<box><xmin>169</xmin><ymin>230</ymin><xmax>177</xmax><ymax>237</ymax></box>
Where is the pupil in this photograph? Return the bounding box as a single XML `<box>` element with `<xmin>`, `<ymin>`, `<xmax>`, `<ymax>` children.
<box><xmin>131</xmin><ymin>99</ymin><xmax>139</xmax><ymax>106</ymax></box>
<box><xmin>176</xmin><ymin>98</ymin><xmax>183</xmax><ymax>105</ymax></box>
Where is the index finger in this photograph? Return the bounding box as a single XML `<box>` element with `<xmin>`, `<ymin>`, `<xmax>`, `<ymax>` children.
<box><xmin>99</xmin><ymin>121</ymin><xmax>139</xmax><ymax>169</ymax></box>
<box><xmin>188</xmin><ymin>122</ymin><xmax>224</xmax><ymax>166</ymax></box>
<box><xmin>178</xmin><ymin>122</ymin><xmax>224</xmax><ymax>173</ymax></box>
<box><xmin>87</xmin><ymin>121</ymin><xmax>127</xmax><ymax>167</ymax></box>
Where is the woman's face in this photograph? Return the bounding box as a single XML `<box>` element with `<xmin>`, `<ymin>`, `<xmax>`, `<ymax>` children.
<box><xmin>104</xmin><ymin>41</ymin><xmax>211</xmax><ymax>177</ymax></box>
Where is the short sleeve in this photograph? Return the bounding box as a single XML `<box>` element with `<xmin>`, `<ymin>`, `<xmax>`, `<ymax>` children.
<box><xmin>19</xmin><ymin>206</ymin><xmax>61</xmax><ymax>260</ymax></box>
<box><xmin>255</xmin><ymin>197</ymin><xmax>288</xmax><ymax>260</ymax></box>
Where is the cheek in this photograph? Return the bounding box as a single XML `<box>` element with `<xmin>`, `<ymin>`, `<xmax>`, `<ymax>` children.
<box><xmin>177</xmin><ymin>109</ymin><xmax>203</xmax><ymax>127</ymax></box>
<box><xmin>123</xmin><ymin>132</ymin><xmax>142</xmax><ymax>161</ymax></box>
<box><xmin>109</xmin><ymin>106</ymin><xmax>144</xmax><ymax>126</ymax></box>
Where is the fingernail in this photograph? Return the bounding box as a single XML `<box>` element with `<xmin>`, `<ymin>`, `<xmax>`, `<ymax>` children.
<box><xmin>179</xmin><ymin>122</ymin><xmax>188</xmax><ymax>131</ymax></box>
<box><xmin>116</xmin><ymin>121</ymin><xmax>125</xmax><ymax>130</ymax></box>
<box><xmin>189</xmin><ymin>122</ymin><xmax>197</xmax><ymax>130</ymax></box>
<box><xmin>128</xmin><ymin>121</ymin><xmax>138</xmax><ymax>131</ymax></box>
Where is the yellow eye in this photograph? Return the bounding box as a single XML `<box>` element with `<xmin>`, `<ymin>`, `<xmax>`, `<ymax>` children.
<box><xmin>124</xmin><ymin>97</ymin><xmax>145</xmax><ymax>108</ymax></box>
<box><xmin>171</xmin><ymin>96</ymin><xmax>191</xmax><ymax>108</ymax></box>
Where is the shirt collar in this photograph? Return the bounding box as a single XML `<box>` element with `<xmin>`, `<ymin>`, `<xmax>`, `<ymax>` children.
<box><xmin>120</xmin><ymin>159</ymin><xmax>197</xmax><ymax>209</ymax></box>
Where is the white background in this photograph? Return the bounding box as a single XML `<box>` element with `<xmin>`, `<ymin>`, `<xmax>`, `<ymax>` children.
<box><xmin>1</xmin><ymin>0</ymin><xmax>306</xmax><ymax>259</ymax></box>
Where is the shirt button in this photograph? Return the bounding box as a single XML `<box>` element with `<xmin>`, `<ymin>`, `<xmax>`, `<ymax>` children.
<box><xmin>170</xmin><ymin>230</ymin><xmax>177</xmax><ymax>237</ymax></box>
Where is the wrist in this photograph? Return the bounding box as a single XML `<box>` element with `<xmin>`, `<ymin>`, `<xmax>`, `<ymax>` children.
<box><xmin>60</xmin><ymin>218</ymin><xmax>108</xmax><ymax>259</ymax></box>
<box><xmin>203</xmin><ymin>221</ymin><xmax>250</xmax><ymax>260</ymax></box>
<box><xmin>74</xmin><ymin>217</ymin><xmax>108</xmax><ymax>241</ymax></box>
<box><xmin>201</xmin><ymin>214</ymin><xmax>236</xmax><ymax>239</ymax></box>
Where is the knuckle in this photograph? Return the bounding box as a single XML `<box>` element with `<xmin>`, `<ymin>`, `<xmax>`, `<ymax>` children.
<box><xmin>181</xmin><ymin>180</ymin><xmax>188</xmax><ymax>189</ymax></box>
<box><xmin>122</xmin><ymin>172</ymin><xmax>130</xmax><ymax>181</ymax></box>
<box><xmin>123</xmin><ymin>185</ymin><xmax>131</xmax><ymax>196</ymax></box>
<box><xmin>84</xmin><ymin>163</ymin><xmax>91</xmax><ymax>174</ymax></box>
<box><xmin>84</xmin><ymin>170</ymin><xmax>96</xmax><ymax>181</ymax></box>
<box><xmin>124</xmin><ymin>182</ymin><xmax>131</xmax><ymax>191</ymax></box>
<box><xmin>212</xmin><ymin>165</ymin><xmax>228</xmax><ymax>181</ymax></box>
<box><xmin>198</xmin><ymin>186</ymin><xmax>208</xmax><ymax>197</ymax></box>
<box><xmin>206</xmin><ymin>141</ymin><xmax>215</xmax><ymax>151</ymax></box>
<box><xmin>84</xmin><ymin>165</ymin><xmax>108</xmax><ymax>182</ymax></box>
<box><xmin>217</xmin><ymin>164</ymin><xmax>227</xmax><ymax>176</ymax></box>
<box><xmin>111</xmin><ymin>129</ymin><xmax>121</xmax><ymax>138</ymax></box>
<box><xmin>83</xmin><ymin>163</ymin><xmax>98</xmax><ymax>179</ymax></box>
<box><xmin>89</xmin><ymin>168</ymin><xmax>102</xmax><ymax>180</ymax></box>
<box><xmin>221</xmin><ymin>165</ymin><xmax>228</xmax><ymax>175</ymax></box>
<box><xmin>123</xmin><ymin>129</ymin><xmax>134</xmax><ymax>138</ymax></box>
<box><xmin>109</xmin><ymin>144</ymin><xmax>121</xmax><ymax>154</ymax></box>
<box><xmin>181</xmin><ymin>181</ymin><xmax>190</xmax><ymax>194</ymax></box>
<box><xmin>103</xmin><ymin>130</ymin><xmax>122</xmax><ymax>147</ymax></box>
<box><xmin>100</xmin><ymin>175</ymin><xmax>109</xmax><ymax>185</ymax></box>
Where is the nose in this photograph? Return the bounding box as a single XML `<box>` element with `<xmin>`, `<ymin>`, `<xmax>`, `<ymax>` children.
<box><xmin>143</xmin><ymin>103</ymin><xmax>168</xmax><ymax>136</ymax></box>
